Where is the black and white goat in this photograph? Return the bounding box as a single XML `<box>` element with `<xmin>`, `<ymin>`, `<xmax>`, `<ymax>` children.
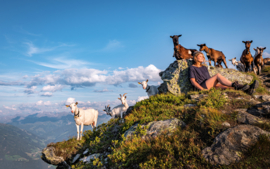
<box><xmin>228</xmin><ymin>57</ymin><xmax>245</xmax><ymax>72</ymax></box>
<box><xmin>103</xmin><ymin>93</ymin><xmax>129</xmax><ymax>119</ymax></box>
<box><xmin>138</xmin><ymin>79</ymin><xmax>159</xmax><ymax>97</ymax></box>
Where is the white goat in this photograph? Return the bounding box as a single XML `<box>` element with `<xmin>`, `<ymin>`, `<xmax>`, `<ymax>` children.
<box><xmin>138</xmin><ymin>79</ymin><xmax>159</xmax><ymax>97</ymax></box>
<box><xmin>228</xmin><ymin>57</ymin><xmax>245</xmax><ymax>72</ymax></box>
<box><xmin>66</xmin><ymin>102</ymin><xmax>98</xmax><ymax>140</ymax></box>
<box><xmin>103</xmin><ymin>93</ymin><xmax>129</xmax><ymax>119</ymax></box>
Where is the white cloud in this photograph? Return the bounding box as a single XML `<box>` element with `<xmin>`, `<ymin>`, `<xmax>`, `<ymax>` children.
<box><xmin>24</xmin><ymin>42</ymin><xmax>70</xmax><ymax>57</ymax></box>
<box><xmin>0</xmin><ymin>98</ymin><xmax>138</xmax><ymax>123</ymax></box>
<box><xmin>94</xmin><ymin>88</ymin><xmax>113</xmax><ymax>93</ymax></box>
<box><xmin>24</xmin><ymin>86</ymin><xmax>37</xmax><ymax>94</ymax></box>
<box><xmin>118</xmin><ymin>67</ymin><xmax>124</xmax><ymax>70</ymax></box>
<box><xmin>1</xmin><ymin>65</ymin><xmax>162</xmax><ymax>95</ymax></box>
<box><xmin>102</xmin><ymin>40</ymin><xmax>124</xmax><ymax>51</ymax></box>
<box><xmin>263</xmin><ymin>52</ymin><xmax>270</xmax><ymax>58</ymax></box>
<box><xmin>41</xmin><ymin>92</ymin><xmax>53</xmax><ymax>97</ymax></box>
<box><xmin>32</xmin><ymin>57</ymin><xmax>92</xmax><ymax>69</ymax></box>
<box><xmin>23</xmin><ymin>75</ymin><xmax>28</xmax><ymax>79</ymax></box>
<box><xmin>137</xmin><ymin>96</ymin><xmax>149</xmax><ymax>102</ymax></box>
<box><xmin>41</xmin><ymin>85</ymin><xmax>63</xmax><ymax>92</ymax></box>
<box><xmin>25</xmin><ymin>64</ymin><xmax>161</xmax><ymax>89</ymax></box>
<box><xmin>36</xmin><ymin>100</ymin><xmax>43</xmax><ymax>105</ymax></box>
<box><xmin>44</xmin><ymin>101</ymin><xmax>51</xmax><ymax>106</ymax></box>
<box><xmin>66</xmin><ymin>97</ymin><xmax>75</xmax><ymax>104</ymax></box>
<box><xmin>3</xmin><ymin>105</ymin><xmax>16</xmax><ymax>110</ymax></box>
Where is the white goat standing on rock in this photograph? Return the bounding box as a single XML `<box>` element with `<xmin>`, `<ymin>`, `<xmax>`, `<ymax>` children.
<box><xmin>66</xmin><ymin>102</ymin><xmax>98</xmax><ymax>140</ymax></box>
<box><xmin>138</xmin><ymin>79</ymin><xmax>159</xmax><ymax>97</ymax></box>
<box><xmin>103</xmin><ymin>93</ymin><xmax>129</xmax><ymax>119</ymax></box>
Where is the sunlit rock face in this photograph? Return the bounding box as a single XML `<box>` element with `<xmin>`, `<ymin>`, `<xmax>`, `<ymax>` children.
<box><xmin>158</xmin><ymin>59</ymin><xmax>254</xmax><ymax>95</ymax></box>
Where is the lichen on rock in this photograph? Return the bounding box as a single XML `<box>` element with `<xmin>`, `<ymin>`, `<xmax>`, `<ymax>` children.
<box><xmin>202</xmin><ymin>125</ymin><xmax>270</xmax><ymax>165</ymax></box>
<box><xmin>158</xmin><ymin>59</ymin><xmax>254</xmax><ymax>95</ymax></box>
<box><xmin>124</xmin><ymin>118</ymin><xmax>186</xmax><ymax>140</ymax></box>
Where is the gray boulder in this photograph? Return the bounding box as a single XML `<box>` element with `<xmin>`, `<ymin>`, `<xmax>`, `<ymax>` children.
<box><xmin>80</xmin><ymin>153</ymin><xmax>101</xmax><ymax>163</ymax></box>
<box><xmin>236</xmin><ymin>109</ymin><xmax>268</xmax><ymax>125</ymax></box>
<box><xmin>124</xmin><ymin>118</ymin><xmax>186</xmax><ymax>140</ymax></box>
<box><xmin>158</xmin><ymin>59</ymin><xmax>254</xmax><ymax>95</ymax></box>
<box><xmin>41</xmin><ymin>146</ymin><xmax>70</xmax><ymax>169</ymax></box>
<box><xmin>202</xmin><ymin>125</ymin><xmax>270</xmax><ymax>165</ymax></box>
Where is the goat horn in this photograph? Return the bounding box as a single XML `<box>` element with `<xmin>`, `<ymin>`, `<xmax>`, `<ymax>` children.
<box><xmin>123</xmin><ymin>93</ymin><xmax>127</xmax><ymax>97</ymax></box>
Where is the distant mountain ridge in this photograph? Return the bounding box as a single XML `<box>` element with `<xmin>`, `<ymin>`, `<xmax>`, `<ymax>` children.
<box><xmin>8</xmin><ymin>113</ymin><xmax>111</xmax><ymax>144</ymax></box>
<box><xmin>0</xmin><ymin>123</ymin><xmax>52</xmax><ymax>169</ymax></box>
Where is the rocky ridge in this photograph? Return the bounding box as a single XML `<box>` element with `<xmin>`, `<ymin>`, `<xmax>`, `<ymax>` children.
<box><xmin>41</xmin><ymin>61</ymin><xmax>270</xmax><ymax>169</ymax></box>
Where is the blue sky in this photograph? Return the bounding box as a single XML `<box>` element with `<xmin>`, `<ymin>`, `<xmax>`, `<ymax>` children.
<box><xmin>1</xmin><ymin>0</ymin><xmax>270</xmax><ymax>122</ymax></box>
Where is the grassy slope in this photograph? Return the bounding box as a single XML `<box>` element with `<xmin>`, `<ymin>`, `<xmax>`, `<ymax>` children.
<box><xmin>48</xmin><ymin>67</ymin><xmax>270</xmax><ymax>169</ymax></box>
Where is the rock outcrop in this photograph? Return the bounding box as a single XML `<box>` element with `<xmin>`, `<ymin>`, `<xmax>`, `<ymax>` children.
<box><xmin>41</xmin><ymin>146</ymin><xmax>70</xmax><ymax>169</ymax></box>
<box><xmin>124</xmin><ymin>118</ymin><xmax>186</xmax><ymax>140</ymax></box>
<box><xmin>202</xmin><ymin>125</ymin><xmax>270</xmax><ymax>165</ymax></box>
<box><xmin>158</xmin><ymin>59</ymin><xmax>254</xmax><ymax>95</ymax></box>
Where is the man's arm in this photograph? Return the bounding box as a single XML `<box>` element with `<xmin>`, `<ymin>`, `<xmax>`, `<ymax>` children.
<box><xmin>190</xmin><ymin>78</ymin><xmax>207</xmax><ymax>90</ymax></box>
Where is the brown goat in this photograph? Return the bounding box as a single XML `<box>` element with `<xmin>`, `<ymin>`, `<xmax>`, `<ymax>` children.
<box><xmin>216</xmin><ymin>59</ymin><xmax>223</xmax><ymax>68</ymax></box>
<box><xmin>254</xmin><ymin>47</ymin><xmax>266</xmax><ymax>75</ymax></box>
<box><xmin>264</xmin><ymin>58</ymin><xmax>270</xmax><ymax>65</ymax></box>
<box><xmin>197</xmin><ymin>44</ymin><xmax>228</xmax><ymax>68</ymax></box>
<box><xmin>170</xmin><ymin>35</ymin><xmax>197</xmax><ymax>60</ymax></box>
<box><xmin>240</xmin><ymin>41</ymin><xmax>254</xmax><ymax>72</ymax></box>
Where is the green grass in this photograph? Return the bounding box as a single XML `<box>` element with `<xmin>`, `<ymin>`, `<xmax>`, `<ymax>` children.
<box><xmin>49</xmin><ymin>86</ymin><xmax>270</xmax><ymax>169</ymax></box>
<box><xmin>262</xmin><ymin>65</ymin><xmax>270</xmax><ymax>73</ymax></box>
<box><xmin>246</xmin><ymin>71</ymin><xmax>270</xmax><ymax>95</ymax></box>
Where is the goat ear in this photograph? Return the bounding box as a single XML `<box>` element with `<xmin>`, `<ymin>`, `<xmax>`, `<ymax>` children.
<box><xmin>138</xmin><ymin>82</ymin><xmax>141</xmax><ymax>84</ymax></box>
<box><xmin>197</xmin><ymin>44</ymin><xmax>200</xmax><ymax>46</ymax></box>
<box><xmin>234</xmin><ymin>57</ymin><xmax>236</xmax><ymax>59</ymax></box>
<box><xmin>170</xmin><ymin>36</ymin><xmax>173</xmax><ymax>38</ymax></box>
<box><xmin>250</xmin><ymin>40</ymin><xmax>253</xmax><ymax>43</ymax></box>
<box><xmin>253</xmin><ymin>48</ymin><xmax>256</xmax><ymax>51</ymax></box>
<box><xmin>125</xmin><ymin>96</ymin><xmax>127</xmax><ymax>99</ymax></box>
<box><xmin>228</xmin><ymin>59</ymin><xmax>232</xmax><ymax>61</ymax></box>
<box><xmin>242</xmin><ymin>41</ymin><xmax>245</xmax><ymax>43</ymax></box>
<box><xmin>146</xmin><ymin>79</ymin><xmax>148</xmax><ymax>83</ymax></box>
<box><xmin>103</xmin><ymin>109</ymin><xmax>105</xmax><ymax>111</ymax></box>
<box><xmin>66</xmin><ymin>105</ymin><xmax>70</xmax><ymax>107</ymax></box>
<box><xmin>75</xmin><ymin>102</ymin><xmax>78</xmax><ymax>105</ymax></box>
<box><xmin>264</xmin><ymin>47</ymin><xmax>266</xmax><ymax>50</ymax></box>
<box><xmin>178</xmin><ymin>35</ymin><xmax>182</xmax><ymax>37</ymax></box>
<box><xmin>118</xmin><ymin>98</ymin><xmax>121</xmax><ymax>100</ymax></box>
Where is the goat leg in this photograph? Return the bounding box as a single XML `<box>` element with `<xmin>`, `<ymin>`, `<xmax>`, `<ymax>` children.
<box><xmin>223</xmin><ymin>58</ymin><xmax>228</xmax><ymax>68</ymax></box>
<box><xmin>80</xmin><ymin>124</ymin><xmax>84</xmax><ymax>140</ymax></box>
<box><xmin>208</xmin><ymin>59</ymin><xmax>212</xmax><ymax>66</ymax></box>
<box><xmin>76</xmin><ymin>124</ymin><xmax>80</xmax><ymax>140</ymax></box>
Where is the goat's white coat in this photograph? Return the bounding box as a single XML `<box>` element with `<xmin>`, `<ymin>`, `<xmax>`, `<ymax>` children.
<box><xmin>104</xmin><ymin>94</ymin><xmax>129</xmax><ymax>119</ymax></box>
<box><xmin>138</xmin><ymin>80</ymin><xmax>159</xmax><ymax>97</ymax></box>
<box><xmin>66</xmin><ymin>102</ymin><xmax>98</xmax><ymax>140</ymax></box>
<box><xmin>229</xmin><ymin>58</ymin><xmax>245</xmax><ymax>72</ymax></box>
